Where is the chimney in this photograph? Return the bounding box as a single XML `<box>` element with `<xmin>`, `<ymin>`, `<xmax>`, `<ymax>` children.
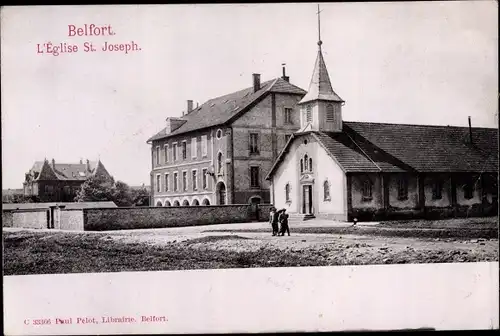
<box><xmin>187</xmin><ymin>100</ymin><xmax>193</xmax><ymax>113</ymax></box>
<box><xmin>468</xmin><ymin>116</ymin><xmax>473</xmax><ymax>145</ymax></box>
<box><xmin>253</xmin><ymin>73</ymin><xmax>261</xmax><ymax>92</ymax></box>
<box><xmin>51</xmin><ymin>158</ymin><xmax>55</xmax><ymax>169</ymax></box>
<box><xmin>282</xmin><ymin>63</ymin><xmax>289</xmax><ymax>82</ymax></box>
<box><xmin>196</xmin><ymin>102</ymin><xmax>199</xmax><ymax>108</ymax></box>
<box><xmin>79</xmin><ymin>158</ymin><xmax>83</xmax><ymax>164</ymax></box>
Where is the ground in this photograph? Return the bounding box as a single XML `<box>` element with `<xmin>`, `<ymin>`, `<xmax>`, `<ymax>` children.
<box><xmin>3</xmin><ymin>217</ymin><xmax>498</xmax><ymax>275</ymax></box>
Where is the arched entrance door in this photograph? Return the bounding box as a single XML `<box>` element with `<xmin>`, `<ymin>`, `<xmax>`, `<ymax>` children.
<box><xmin>156</xmin><ymin>201</ymin><xmax>163</xmax><ymax>207</ymax></box>
<box><xmin>173</xmin><ymin>200</ymin><xmax>180</xmax><ymax>206</ymax></box>
<box><xmin>216</xmin><ymin>182</ymin><xmax>226</xmax><ymax>205</ymax></box>
<box><xmin>164</xmin><ymin>201</ymin><xmax>171</xmax><ymax>207</ymax></box>
<box><xmin>182</xmin><ymin>200</ymin><xmax>190</xmax><ymax>206</ymax></box>
<box><xmin>202</xmin><ymin>198</ymin><xmax>210</xmax><ymax>206</ymax></box>
<box><xmin>192</xmin><ymin>199</ymin><xmax>200</xmax><ymax>206</ymax></box>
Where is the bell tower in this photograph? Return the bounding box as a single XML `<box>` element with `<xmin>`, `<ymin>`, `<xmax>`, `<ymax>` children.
<box><xmin>298</xmin><ymin>4</ymin><xmax>344</xmax><ymax>133</ymax></box>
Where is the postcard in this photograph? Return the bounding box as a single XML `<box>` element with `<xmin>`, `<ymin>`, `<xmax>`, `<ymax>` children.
<box><xmin>2</xmin><ymin>2</ymin><xmax>499</xmax><ymax>334</ymax></box>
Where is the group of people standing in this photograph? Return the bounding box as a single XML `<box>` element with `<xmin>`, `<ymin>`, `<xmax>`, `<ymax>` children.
<box><xmin>269</xmin><ymin>207</ymin><xmax>290</xmax><ymax>236</ymax></box>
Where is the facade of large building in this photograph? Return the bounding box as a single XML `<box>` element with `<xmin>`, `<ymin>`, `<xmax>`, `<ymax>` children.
<box><xmin>266</xmin><ymin>36</ymin><xmax>498</xmax><ymax>221</ymax></box>
<box><xmin>23</xmin><ymin>159</ymin><xmax>112</xmax><ymax>202</ymax></box>
<box><xmin>147</xmin><ymin>71</ymin><xmax>306</xmax><ymax>206</ymax></box>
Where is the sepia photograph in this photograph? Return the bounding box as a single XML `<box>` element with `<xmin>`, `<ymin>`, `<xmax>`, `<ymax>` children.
<box><xmin>2</xmin><ymin>2</ymin><xmax>499</xmax><ymax>334</ymax></box>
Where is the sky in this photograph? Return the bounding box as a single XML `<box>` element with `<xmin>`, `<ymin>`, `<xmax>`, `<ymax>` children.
<box><xmin>1</xmin><ymin>2</ymin><xmax>498</xmax><ymax>189</ymax></box>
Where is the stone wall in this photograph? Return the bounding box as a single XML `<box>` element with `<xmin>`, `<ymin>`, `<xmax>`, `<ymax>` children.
<box><xmin>83</xmin><ymin>204</ymin><xmax>272</xmax><ymax>231</ymax></box>
<box><xmin>2</xmin><ymin>211</ymin><xmax>13</xmax><ymax>227</ymax></box>
<box><xmin>60</xmin><ymin>209</ymin><xmax>84</xmax><ymax>231</ymax></box>
<box><xmin>11</xmin><ymin>209</ymin><xmax>48</xmax><ymax>229</ymax></box>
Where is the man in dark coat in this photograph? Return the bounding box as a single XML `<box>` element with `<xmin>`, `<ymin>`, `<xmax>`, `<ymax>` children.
<box><xmin>269</xmin><ymin>207</ymin><xmax>279</xmax><ymax>236</ymax></box>
<box><xmin>278</xmin><ymin>208</ymin><xmax>290</xmax><ymax>236</ymax></box>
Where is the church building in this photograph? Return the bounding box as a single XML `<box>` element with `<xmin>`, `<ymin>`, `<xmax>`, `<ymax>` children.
<box><xmin>266</xmin><ymin>15</ymin><xmax>498</xmax><ymax>221</ymax></box>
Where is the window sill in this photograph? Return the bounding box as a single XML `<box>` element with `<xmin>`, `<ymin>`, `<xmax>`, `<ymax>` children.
<box><xmin>285</xmin><ymin>200</ymin><xmax>292</xmax><ymax>204</ymax></box>
<box><xmin>250</xmin><ymin>186</ymin><xmax>260</xmax><ymax>190</ymax></box>
<box><xmin>324</xmin><ymin>198</ymin><xmax>331</xmax><ymax>202</ymax></box>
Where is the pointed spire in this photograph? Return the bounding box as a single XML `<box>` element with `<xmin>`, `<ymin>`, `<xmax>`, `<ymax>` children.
<box><xmin>299</xmin><ymin>4</ymin><xmax>344</xmax><ymax>105</ymax></box>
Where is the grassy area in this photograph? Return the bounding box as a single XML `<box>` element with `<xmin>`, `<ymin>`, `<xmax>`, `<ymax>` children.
<box><xmin>3</xmin><ymin>230</ymin><xmax>498</xmax><ymax>276</ymax></box>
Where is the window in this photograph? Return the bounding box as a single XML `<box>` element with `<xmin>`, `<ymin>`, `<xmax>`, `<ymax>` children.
<box><xmin>300</xmin><ymin>159</ymin><xmax>304</xmax><ymax>173</ymax></box>
<box><xmin>250</xmin><ymin>166</ymin><xmax>260</xmax><ymax>188</ymax></box>
<box><xmin>173</xmin><ymin>172</ymin><xmax>178</xmax><ymax>191</ymax></box>
<box><xmin>201</xmin><ymin>135</ymin><xmax>208</xmax><ymax>157</ymax></box>
<box><xmin>285</xmin><ymin>183</ymin><xmax>291</xmax><ymax>203</ymax></box>
<box><xmin>164</xmin><ymin>145</ymin><xmax>169</xmax><ymax>163</ymax></box>
<box><xmin>397</xmin><ymin>177</ymin><xmax>408</xmax><ymax>200</ymax></box>
<box><xmin>182</xmin><ymin>141</ymin><xmax>187</xmax><ymax>160</ymax></box>
<box><xmin>362</xmin><ymin>179</ymin><xmax>372</xmax><ymax>200</ymax></box>
<box><xmin>173</xmin><ymin>143</ymin><xmax>178</xmax><ymax>161</ymax></box>
<box><xmin>165</xmin><ymin>173</ymin><xmax>169</xmax><ymax>192</ymax></box>
<box><xmin>285</xmin><ymin>134</ymin><xmax>292</xmax><ymax>143</ymax></box>
<box><xmin>249</xmin><ymin>133</ymin><xmax>259</xmax><ymax>154</ymax></box>
<box><xmin>156</xmin><ymin>175</ymin><xmax>161</xmax><ymax>192</ymax></box>
<box><xmin>216</xmin><ymin>129</ymin><xmax>223</xmax><ymax>139</ymax></box>
<box><xmin>217</xmin><ymin>152</ymin><xmax>223</xmax><ymax>174</ymax></box>
<box><xmin>182</xmin><ymin>171</ymin><xmax>187</xmax><ymax>191</ymax></box>
<box><xmin>463</xmin><ymin>180</ymin><xmax>474</xmax><ymax>200</ymax></box>
<box><xmin>155</xmin><ymin>146</ymin><xmax>160</xmax><ymax>165</ymax></box>
<box><xmin>284</xmin><ymin>108</ymin><xmax>293</xmax><ymax>124</ymax></box>
<box><xmin>324</xmin><ymin>180</ymin><xmax>331</xmax><ymax>201</ymax></box>
<box><xmin>304</xmin><ymin>154</ymin><xmax>312</xmax><ymax>171</ymax></box>
<box><xmin>63</xmin><ymin>186</ymin><xmax>70</xmax><ymax>194</ymax></box>
<box><xmin>306</xmin><ymin>105</ymin><xmax>312</xmax><ymax>123</ymax></box>
<box><xmin>192</xmin><ymin>170</ymin><xmax>198</xmax><ymax>190</ymax></box>
<box><xmin>202</xmin><ymin>168</ymin><xmax>208</xmax><ymax>189</ymax></box>
<box><xmin>326</xmin><ymin>104</ymin><xmax>335</xmax><ymax>122</ymax></box>
<box><xmin>432</xmin><ymin>179</ymin><xmax>442</xmax><ymax>200</ymax></box>
<box><xmin>191</xmin><ymin>138</ymin><xmax>197</xmax><ymax>159</ymax></box>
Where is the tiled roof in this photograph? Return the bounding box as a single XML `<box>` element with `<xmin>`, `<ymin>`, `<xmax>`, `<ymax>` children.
<box><xmin>267</xmin><ymin>121</ymin><xmax>498</xmax><ymax>178</ymax></box>
<box><xmin>30</xmin><ymin>161</ymin><xmax>98</xmax><ymax>181</ymax></box>
<box><xmin>147</xmin><ymin>77</ymin><xmax>306</xmax><ymax>142</ymax></box>
<box><xmin>345</xmin><ymin>121</ymin><xmax>498</xmax><ymax>173</ymax></box>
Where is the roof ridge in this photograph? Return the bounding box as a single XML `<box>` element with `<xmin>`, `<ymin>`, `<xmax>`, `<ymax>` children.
<box><xmin>346</xmin><ymin>120</ymin><xmax>497</xmax><ymax>130</ymax></box>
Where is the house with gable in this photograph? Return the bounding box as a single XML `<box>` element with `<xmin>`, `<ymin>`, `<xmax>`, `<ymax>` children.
<box><xmin>266</xmin><ymin>26</ymin><xmax>498</xmax><ymax>221</ymax></box>
<box><xmin>23</xmin><ymin>158</ymin><xmax>113</xmax><ymax>202</ymax></box>
<box><xmin>147</xmin><ymin>70</ymin><xmax>306</xmax><ymax>207</ymax></box>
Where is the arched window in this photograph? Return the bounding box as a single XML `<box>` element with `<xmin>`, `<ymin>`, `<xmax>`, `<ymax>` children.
<box><xmin>285</xmin><ymin>183</ymin><xmax>291</xmax><ymax>203</ymax></box>
<box><xmin>304</xmin><ymin>154</ymin><xmax>309</xmax><ymax>171</ymax></box>
<box><xmin>309</xmin><ymin>158</ymin><xmax>313</xmax><ymax>172</ymax></box>
<box><xmin>217</xmin><ymin>152</ymin><xmax>223</xmax><ymax>174</ymax></box>
<box><xmin>397</xmin><ymin>177</ymin><xmax>409</xmax><ymax>200</ymax></box>
<box><xmin>164</xmin><ymin>201</ymin><xmax>171</xmax><ymax>207</ymax></box>
<box><xmin>300</xmin><ymin>159</ymin><xmax>304</xmax><ymax>173</ymax></box>
<box><xmin>323</xmin><ymin>180</ymin><xmax>330</xmax><ymax>201</ymax></box>
<box><xmin>182</xmin><ymin>199</ymin><xmax>190</xmax><ymax>206</ymax></box>
<box><xmin>326</xmin><ymin>104</ymin><xmax>335</xmax><ymax>122</ymax></box>
<box><xmin>173</xmin><ymin>200</ymin><xmax>180</xmax><ymax>206</ymax></box>
<box><xmin>156</xmin><ymin>201</ymin><xmax>163</xmax><ymax>207</ymax></box>
<box><xmin>362</xmin><ymin>179</ymin><xmax>372</xmax><ymax>200</ymax></box>
<box><xmin>202</xmin><ymin>198</ymin><xmax>210</xmax><ymax>206</ymax></box>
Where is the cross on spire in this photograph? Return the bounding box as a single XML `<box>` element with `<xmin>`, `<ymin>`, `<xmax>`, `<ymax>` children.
<box><xmin>317</xmin><ymin>4</ymin><xmax>323</xmax><ymax>49</ymax></box>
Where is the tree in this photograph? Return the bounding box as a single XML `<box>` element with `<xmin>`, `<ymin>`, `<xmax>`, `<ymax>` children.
<box><xmin>112</xmin><ymin>181</ymin><xmax>133</xmax><ymax>207</ymax></box>
<box><xmin>131</xmin><ymin>185</ymin><xmax>150</xmax><ymax>207</ymax></box>
<box><xmin>74</xmin><ymin>175</ymin><xmax>116</xmax><ymax>203</ymax></box>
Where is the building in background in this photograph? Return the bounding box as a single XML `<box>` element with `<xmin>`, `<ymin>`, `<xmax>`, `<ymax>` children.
<box><xmin>147</xmin><ymin>69</ymin><xmax>306</xmax><ymax>207</ymax></box>
<box><xmin>266</xmin><ymin>24</ymin><xmax>498</xmax><ymax>221</ymax></box>
<box><xmin>23</xmin><ymin>159</ymin><xmax>113</xmax><ymax>202</ymax></box>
